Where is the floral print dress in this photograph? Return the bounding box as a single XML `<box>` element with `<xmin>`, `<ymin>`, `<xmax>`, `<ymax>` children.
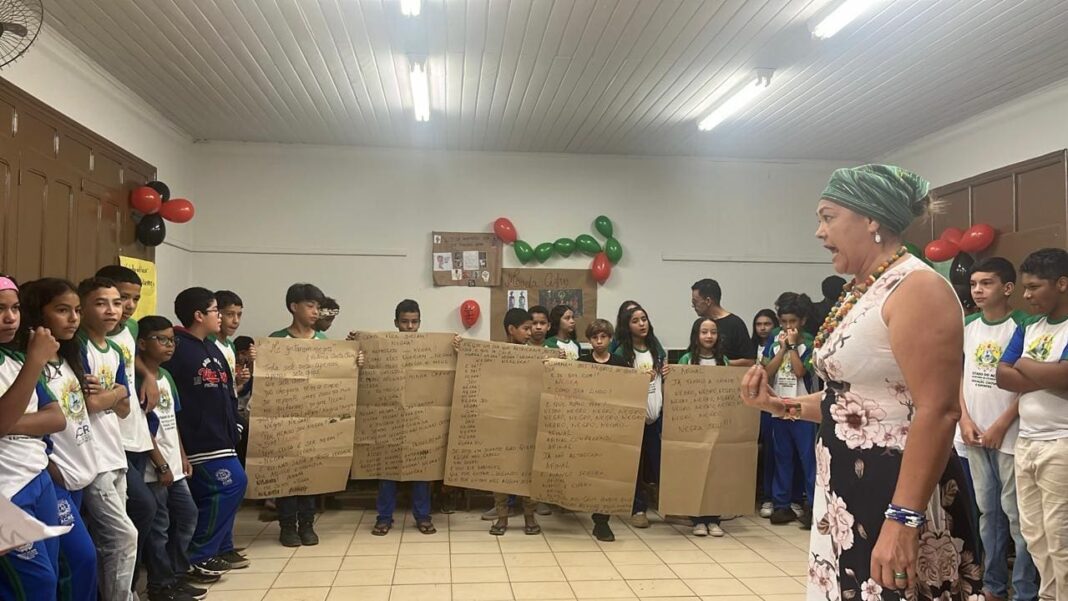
<box><xmin>809</xmin><ymin>255</ymin><xmax>982</xmax><ymax>601</ymax></box>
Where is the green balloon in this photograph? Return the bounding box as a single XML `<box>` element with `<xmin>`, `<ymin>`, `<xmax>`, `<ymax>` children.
<box><xmin>594</xmin><ymin>215</ymin><xmax>613</xmax><ymax>239</ymax></box>
<box><xmin>534</xmin><ymin>242</ymin><xmax>555</xmax><ymax>263</ymax></box>
<box><xmin>576</xmin><ymin>234</ymin><xmax>601</xmax><ymax>255</ymax></box>
<box><xmin>554</xmin><ymin>238</ymin><xmax>575</xmax><ymax>257</ymax></box>
<box><xmin>605</xmin><ymin>237</ymin><xmax>623</xmax><ymax>264</ymax></box>
<box><xmin>514</xmin><ymin>240</ymin><xmax>534</xmax><ymax>264</ymax></box>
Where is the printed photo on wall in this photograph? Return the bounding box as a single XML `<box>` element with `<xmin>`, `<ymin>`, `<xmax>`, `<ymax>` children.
<box><xmin>539</xmin><ymin>289</ymin><xmax>583</xmax><ymax>316</ymax></box>
<box><xmin>507</xmin><ymin>290</ymin><xmax>529</xmax><ymax>310</ymax></box>
<box><xmin>433</xmin><ymin>253</ymin><xmax>453</xmax><ymax>271</ymax></box>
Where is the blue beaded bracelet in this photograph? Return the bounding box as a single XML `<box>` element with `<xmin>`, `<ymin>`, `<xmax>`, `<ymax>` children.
<box><xmin>884</xmin><ymin>504</ymin><xmax>926</xmax><ymax>528</ymax></box>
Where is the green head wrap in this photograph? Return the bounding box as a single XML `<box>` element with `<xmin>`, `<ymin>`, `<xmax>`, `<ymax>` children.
<box><xmin>820</xmin><ymin>164</ymin><xmax>930</xmax><ymax>234</ymax></box>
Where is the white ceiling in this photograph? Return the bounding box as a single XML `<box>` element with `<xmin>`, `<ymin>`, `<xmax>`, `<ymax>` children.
<box><xmin>43</xmin><ymin>0</ymin><xmax>1068</xmax><ymax>160</ymax></box>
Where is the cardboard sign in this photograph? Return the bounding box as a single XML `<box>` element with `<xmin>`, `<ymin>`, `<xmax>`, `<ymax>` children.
<box><xmin>490</xmin><ymin>269</ymin><xmax>598</xmax><ymax>342</ymax></box>
<box><xmin>530</xmin><ymin>360</ymin><xmax>648</xmax><ymax>514</ymax></box>
<box><xmin>245</xmin><ymin>338</ymin><xmax>359</xmax><ymax>498</ymax></box>
<box><xmin>443</xmin><ymin>339</ymin><xmax>558</xmax><ymax>496</ymax></box>
<box><xmin>432</xmin><ymin>232</ymin><xmax>502</xmax><ymax>287</ymax></box>
<box><xmin>118</xmin><ymin>256</ymin><xmax>157</xmax><ymax>319</ymax></box>
<box><xmin>349</xmin><ymin>332</ymin><xmax>457</xmax><ymax>481</ymax></box>
<box><xmin>659</xmin><ymin>365</ymin><xmax>759</xmax><ymax>516</ymax></box>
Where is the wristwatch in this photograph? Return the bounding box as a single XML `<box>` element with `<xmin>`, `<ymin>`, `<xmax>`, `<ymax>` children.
<box><xmin>785</xmin><ymin>343</ymin><xmax>797</xmax><ymax>351</ymax></box>
<box><xmin>155</xmin><ymin>463</ymin><xmax>170</xmax><ymax>474</ymax></box>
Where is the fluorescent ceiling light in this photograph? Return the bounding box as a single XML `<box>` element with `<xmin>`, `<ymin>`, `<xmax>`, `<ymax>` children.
<box><xmin>812</xmin><ymin>0</ymin><xmax>876</xmax><ymax>39</ymax></box>
<box><xmin>697</xmin><ymin>70</ymin><xmax>773</xmax><ymax>132</ymax></box>
<box><xmin>400</xmin><ymin>0</ymin><xmax>421</xmax><ymax>17</ymax></box>
<box><xmin>410</xmin><ymin>60</ymin><xmax>430</xmax><ymax>122</ymax></box>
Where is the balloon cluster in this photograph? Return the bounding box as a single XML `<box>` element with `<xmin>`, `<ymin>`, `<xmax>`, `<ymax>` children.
<box><xmin>493</xmin><ymin>215</ymin><xmax>623</xmax><ymax>284</ymax></box>
<box><xmin>922</xmin><ymin>224</ymin><xmax>997</xmax><ymax>312</ymax></box>
<box><xmin>128</xmin><ymin>181</ymin><xmax>196</xmax><ymax>247</ymax></box>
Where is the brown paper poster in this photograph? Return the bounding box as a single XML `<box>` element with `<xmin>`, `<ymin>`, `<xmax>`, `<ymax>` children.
<box><xmin>349</xmin><ymin>332</ymin><xmax>457</xmax><ymax>481</ymax></box>
<box><xmin>659</xmin><ymin>365</ymin><xmax>759</xmax><ymax>516</ymax></box>
<box><xmin>530</xmin><ymin>360</ymin><xmax>648</xmax><ymax>514</ymax></box>
<box><xmin>432</xmin><ymin>231</ymin><xmax>502</xmax><ymax>287</ymax></box>
<box><xmin>245</xmin><ymin>338</ymin><xmax>360</xmax><ymax>499</ymax></box>
<box><xmin>490</xmin><ymin>269</ymin><xmax>597</xmax><ymax>343</ymax></box>
<box><xmin>443</xmin><ymin>339</ymin><xmax>558</xmax><ymax>496</ymax></box>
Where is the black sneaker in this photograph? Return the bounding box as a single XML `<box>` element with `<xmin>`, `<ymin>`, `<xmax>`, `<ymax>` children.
<box><xmin>279</xmin><ymin>522</ymin><xmax>301</xmax><ymax>547</ymax></box>
<box><xmin>769</xmin><ymin>507</ymin><xmax>797</xmax><ymax>525</ymax></box>
<box><xmin>592</xmin><ymin>521</ymin><xmax>615</xmax><ymax>542</ymax></box>
<box><xmin>217</xmin><ymin>549</ymin><xmax>250</xmax><ymax>569</ymax></box>
<box><xmin>190</xmin><ymin>556</ymin><xmax>232</xmax><ymax>577</ymax></box>
<box><xmin>148</xmin><ymin>586</ymin><xmax>196</xmax><ymax>601</ymax></box>
<box><xmin>172</xmin><ymin>581</ymin><xmax>208</xmax><ymax>600</ymax></box>
<box><xmin>181</xmin><ymin>570</ymin><xmax>220</xmax><ymax>585</ymax></box>
<box><xmin>798</xmin><ymin>506</ymin><xmax>813</xmax><ymax>530</ymax></box>
<box><xmin>298</xmin><ymin>523</ymin><xmax>319</xmax><ymax>546</ymax></box>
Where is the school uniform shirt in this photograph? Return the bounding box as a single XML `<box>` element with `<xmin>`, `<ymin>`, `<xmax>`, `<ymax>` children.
<box><xmin>954</xmin><ymin>311</ymin><xmax>1027</xmax><ymax>454</ymax></box>
<box><xmin>142</xmin><ymin>368</ymin><xmax>184</xmax><ymax>484</ymax></box>
<box><xmin>79</xmin><ymin>332</ymin><xmax>130</xmax><ymax>473</ymax></box>
<box><xmin>544</xmin><ymin>336</ymin><xmax>580</xmax><ymax>360</ymax></box>
<box><xmin>635</xmin><ymin>349</ymin><xmax>663</xmax><ymax>424</ymax></box>
<box><xmin>109</xmin><ymin>319</ymin><xmax>154</xmax><ymax>454</ymax></box>
<box><xmin>1000</xmin><ymin>314</ymin><xmax>1068</xmax><ymax>441</ymax></box>
<box><xmin>0</xmin><ymin>348</ymin><xmax>54</xmax><ymax>499</ymax></box>
<box><xmin>762</xmin><ymin>333</ymin><xmax>814</xmax><ymax>398</ymax></box>
<box><xmin>42</xmin><ymin>358</ymin><xmax>99</xmax><ymax>491</ymax></box>
<box><xmin>578</xmin><ymin>353</ymin><xmax>629</xmax><ymax>368</ymax></box>
<box><xmin>677</xmin><ymin>352</ymin><xmax>728</xmax><ymax>366</ymax></box>
<box><xmin>715</xmin><ymin>314</ymin><xmax>756</xmax><ymax>362</ymax></box>
<box><xmin>268</xmin><ymin>328</ymin><xmax>328</xmax><ymax>340</ymax></box>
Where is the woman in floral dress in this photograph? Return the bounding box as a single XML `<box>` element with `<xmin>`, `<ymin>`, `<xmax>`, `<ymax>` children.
<box><xmin>740</xmin><ymin>165</ymin><xmax>981</xmax><ymax>601</ymax></box>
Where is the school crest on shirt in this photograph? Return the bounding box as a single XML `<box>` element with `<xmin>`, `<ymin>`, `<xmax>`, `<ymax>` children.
<box><xmin>158</xmin><ymin>385</ymin><xmax>173</xmax><ymax>411</ymax></box>
<box><xmin>973</xmin><ymin>341</ymin><xmax>1002</xmax><ymax>368</ymax></box>
<box><xmin>98</xmin><ymin>364</ymin><xmax>116</xmax><ymax>390</ymax></box>
<box><xmin>1025</xmin><ymin>334</ymin><xmax>1055</xmax><ymax>362</ymax></box>
<box><xmin>118</xmin><ymin>344</ymin><xmax>133</xmax><ymax>371</ymax></box>
<box><xmin>59</xmin><ymin>377</ymin><xmax>88</xmax><ymax>422</ymax></box>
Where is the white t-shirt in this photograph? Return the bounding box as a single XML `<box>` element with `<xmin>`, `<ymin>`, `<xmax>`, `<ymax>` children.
<box><xmin>697</xmin><ymin>356</ymin><xmax>721</xmax><ymax>366</ymax></box>
<box><xmin>956</xmin><ymin>312</ymin><xmax>1023</xmax><ymax>454</ymax></box>
<box><xmin>110</xmin><ymin>321</ymin><xmax>154</xmax><ymax>453</ymax></box>
<box><xmin>0</xmin><ymin>350</ymin><xmax>51</xmax><ymax>498</ymax></box>
<box><xmin>214</xmin><ymin>336</ymin><xmax>239</xmax><ymax>396</ymax></box>
<box><xmin>42</xmin><ymin>359</ymin><xmax>98</xmax><ymax>491</ymax></box>
<box><xmin>634</xmin><ymin>349</ymin><xmax>663</xmax><ymax>424</ymax></box>
<box><xmin>145</xmin><ymin>369</ymin><xmax>185</xmax><ymax>484</ymax></box>
<box><xmin>557</xmin><ymin>339</ymin><xmax>580</xmax><ymax>361</ymax></box>
<box><xmin>80</xmin><ymin>334</ymin><xmax>129</xmax><ymax>473</ymax></box>
<box><xmin>764</xmin><ymin>338</ymin><xmax>813</xmax><ymax>399</ymax></box>
<box><xmin>1001</xmin><ymin>315</ymin><xmax>1068</xmax><ymax>441</ymax></box>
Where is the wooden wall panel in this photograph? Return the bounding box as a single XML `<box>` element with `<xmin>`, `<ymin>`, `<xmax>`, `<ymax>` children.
<box><xmin>1017</xmin><ymin>162</ymin><xmax>1066</xmax><ymax>232</ymax></box>
<box><xmin>933</xmin><ymin>188</ymin><xmax>970</xmax><ymax>234</ymax></box>
<box><xmin>971</xmin><ymin>176</ymin><xmax>1014</xmax><ymax>235</ymax></box>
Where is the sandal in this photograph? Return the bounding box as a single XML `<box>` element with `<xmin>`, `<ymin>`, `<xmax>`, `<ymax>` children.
<box><xmin>523</xmin><ymin>521</ymin><xmax>542</xmax><ymax>535</ymax></box>
<box><xmin>417</xmin><ymin>520</ymin><xmax>437</xmax><ymax>535</ymax></box>
<box><xmin>371</xmin><ymin>521</ymin><xmax>392</xmax><ymax>536</ymax></box>
<box><xmin>489</xmin><ymin>521</ymin><xmax>507</xmax><ymax>536</ymax></box>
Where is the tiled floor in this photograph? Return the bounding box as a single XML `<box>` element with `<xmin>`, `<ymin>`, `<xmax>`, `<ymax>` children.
<box><xmin>215</xmin><ymin>506</ymin><xmax>812</xmax><ymax>600</ymax></box>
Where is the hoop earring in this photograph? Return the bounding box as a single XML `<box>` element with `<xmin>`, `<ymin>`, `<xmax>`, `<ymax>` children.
<box><xmin>874</xmin><ymin>232</ymin><xmax>882</xmax><ymax>244</ymax></box>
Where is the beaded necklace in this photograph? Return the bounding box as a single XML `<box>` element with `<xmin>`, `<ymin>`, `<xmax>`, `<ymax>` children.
<box><xmin>813</xmin><ymin>245</ymin><xmax>909</xmax><ymax>349</ymax></box>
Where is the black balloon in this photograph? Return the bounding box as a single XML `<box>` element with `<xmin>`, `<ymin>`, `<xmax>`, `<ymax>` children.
<box><xmin>146</xmin><ymin>180</ymin><xmax>170</xmax><ymax>202</ymax></box>
<box><xmin>136</xmin><ymin>214</ymin><xmax>166</xmax><ymax>247</ymax></box>
<box><xmin>953</xmin><ymin>283</ymin><xmax>976</xmax><ymax>313</ymax></box>
<box><xmin>949</xmin><ymin>252</ymin><xmax>975</xmax><ymax>286</ymax></box>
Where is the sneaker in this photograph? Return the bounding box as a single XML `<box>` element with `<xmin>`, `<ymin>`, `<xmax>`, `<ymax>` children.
<box><xmin>481</xmin><ymin>506</ymin><xmax>519</xmax><ymax>520</ymax></box>
<box><xmin>172</xmin><ymin>581</ymin><xmax>208</xmax><ymax>600</ymax></box>
<box><xmin>217</xmin><ymin>549</ymin><xmax>250</xmax><ymax>569</ymax></box>
<box><xmin>708</xmin><ymin>524</ymin><xmax>725</xmax><ymax>537</ymax></box>
<box><xmin>799</xmin><ymin>506</ymin><xmax>813</xmax><ymax>531</ymax></box>
<box><xmin>759</xmin><ymin>502</ymin><xmax>774</xmax><ymax>518</ymax></box>
<box><xmin>181</xmin><ymin>571</ymin><xmax>220</xmax><ymax>585</ymax></box>
<box><xmin>298</xmin><ymin>523</ymin><xmax>319</xmax><ymax>546</ymax></box>
<box><xmin>535</xmin><ymin>502</ymin><xmax>553</xmax><ymax>516</ymax></box>
<box><xmin>770</xmin><ymin>507</ymin><xmax>797</xmax><ymax>525</ymax></box>
<box><xmin>630</xmin><ymin>512</ymin><xmax>650</xmax><ymax>528</ymax></box>
<box><xmin>791</xmin><ymin>503</ymin><xmax>804</xmax><ymax>518</ymax></box>
<box><xmin>190</xmin><ymin>556</ymin><xmax>231</xmax><ymax>578</ymax></box>
<box><xmin>592</xmin><ymin>521</ymin><xmax>615</xmax><ymax>542</ymax></box>
<box><xmin>692</xmin><ymin>523</ymin><xmax>709</xmax><ymax>537</ymax></box>
<box><xmin>279</xmin><ymin>522</ymin><xmax>301</xmax><ymax>547</ymax></box>
<box><xmin>147</xmin><ymin>588</ymin><xmax>196</xmax><ymax>601</ymax></box>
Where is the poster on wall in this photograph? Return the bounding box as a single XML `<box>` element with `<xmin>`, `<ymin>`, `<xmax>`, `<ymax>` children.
<box><xmin>489</xmin><ymin>269</ymin><xmax>597</xmax><ymax>343</ymax></box>
<box><xmin>431</xmin><ymin>232</ymin><xmax>502</xmax><ymax>287</ymax></box>
<box><xmin>119</xmin><ymin>256</ymin><xmax>157</xmax><ymax>319</ymax></box>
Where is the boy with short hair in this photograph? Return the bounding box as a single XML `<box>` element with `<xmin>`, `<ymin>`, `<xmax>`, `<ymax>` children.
<box><xmin>163</xmin><ymin>287</ymin><xmax>247</xmax><ymax>579</ymax></box>
<box><xmin>957</xmin><ymin>257</ymin><xmax>1038</xmax><ymax>601</ymax></box>
<box><xmin>579</xmin><ymin>318</ymin><xmax>627</xmax><ymax>542</ymax></box>
<box><xmin>528</xmin><ymin>305</ymin><xmax>550</xmax><ymax>347</ymax></box>
<box><xmin>136</xmin><ymin>316</ymin><xmax>205</xmax><ymax>601</ymax></box>
<box><xmin>94</xmin><ymin>265</ymin><xmax>158</xmax><ymax>590</ymax></box>
<box><xmin>77</xmin><ymin>277</ymin><xmax>139</xmax><ymax>601</ymax></box>
<box><xmin>997</xmin><ymin>248</ymin><xmax>1068</xmax><ymax>601</ymax></box>
<box><xmin>270</xmin><ymin>283</ymin><xmax>328</xmax><ymax>547</ymax></box>
<box><xmin>762</xmin><ymin>298</ymin><xmax>816</xmax><ymax>529</ymax></box>
<box><xmin>212</xmin><ymin>291</ymin><xmax>251</xmax><ymax>390</ymax></box>
<box><xmin>371</xmin><ymin>300</ymin><xmax>436</xmax><ymax>537</ymax></box>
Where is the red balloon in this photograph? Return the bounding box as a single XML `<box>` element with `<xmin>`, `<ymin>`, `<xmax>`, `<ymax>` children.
<box><xmin>493</xmin><ymin>217</ymin><xmax>517</xmax><ymax>244</ymax></box>
<box><xmin>959</xmin><ymin>223</ymin><xmax>995</xmax><ymax>253</ymax></box>
<box><xmin>460</xmin><ymin>299</ymin><xmax>480</xmax><ymax>329</ymax></box>
<box><xmin>940</xmin><ymin>227</ymin><xmax>964</xmax><ymax>244</ymax></box>
<box><xmin>925</xmin><ymin>239</ymin><xmax>960</xmax><ymax>263</ymax></box>
<box><xmin>591</xmin><ymin>252</ymin><xmax>611</xmax><ymax>284</ymax></box>
<box><xmin>160</xmin><ymin>198</ymin><xmax>195</xmax><ymax>223</ymax></box>
<box><xmin>129</xmin><ymin>186</ymin><xmax>161</xmax><ymax>215</ymax></box>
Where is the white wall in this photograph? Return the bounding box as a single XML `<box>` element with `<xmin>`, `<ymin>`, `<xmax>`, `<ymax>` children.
<box><xmin>883</xmin><ymin>78</ymin><xmax>1068</xmax><ymax>187</ymax></box>
<box><xmin>189</xmin><ymin>143</ymin><xmax>840</xmax><ymax>348</ymax></box>
<box><xmin>2</xmin><ymin>26</ymin><xmax>197</xmax><ymax>320</ymax></box>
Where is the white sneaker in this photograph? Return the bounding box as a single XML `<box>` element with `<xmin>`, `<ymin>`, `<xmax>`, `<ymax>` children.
<box><xmin>791</xmin><ymin>503</ymin><xmax>804</xmax><ymax>518</ymax></box>
<box><xmin>692</xmin><ymin>523</ymin><xmax>709</xmax><ymax>537</ymax></box>
<box><xmin>760</xmin><ymin>502</ymin><xmax>773</xmax><ymax>518</ymax></box>
<box><xmin>708</xmin><ymin>524</ymin><xmax>725</xmax><ymax>537</ymax></box>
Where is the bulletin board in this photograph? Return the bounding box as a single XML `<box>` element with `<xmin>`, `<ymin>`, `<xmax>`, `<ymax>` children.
<box><xmin>490</xmin><ymin>269</ymin><xmax>597</xmax><ymax>343</ymax></box>
<box><xmin>431</xmin><ymin>232</ymin><xmax>502</xmax><ymax>287</ymax></box>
